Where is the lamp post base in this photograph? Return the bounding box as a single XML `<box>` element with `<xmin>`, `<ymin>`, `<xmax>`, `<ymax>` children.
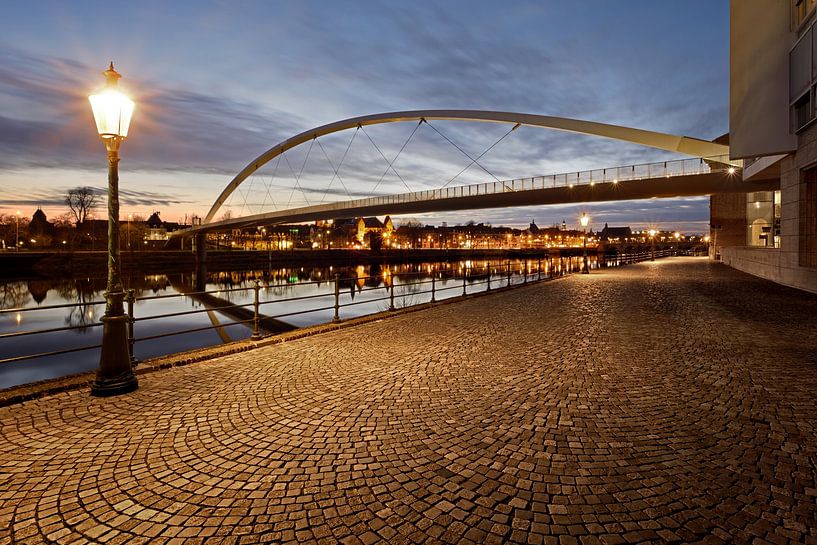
<box><xmin>91</xmin><ymin>312</ymin><xmax>138</xmax><ymax>397</ymax></box>
<box><xmin>91</xmin><ymin>373</ymin><xmax>138</xmax><ymax>397</ymax></box>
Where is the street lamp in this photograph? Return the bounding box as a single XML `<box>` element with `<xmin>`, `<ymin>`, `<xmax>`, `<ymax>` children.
<box><xmin>88</xmin><ymin>62</ymin><xmax>137</xmax><ymax>397</ymax></box>
<box><xmin>648</xmin><ymin>229</ymin><xmax>657</xmax><ymax>261</ymax></box>
<box><xmin>127</xmin><ymin>213</ymin><xmax>132</xmax><ymax>250</ymax></box>
<box><xmin>579</xmin><ymin>212</ymin><xmax>590</xmax><ymax>273</ymax></box>
<box><xmin>15</xmin><ymin>210</ymin><xmax>20</xmax><ymax>252</ymax></box>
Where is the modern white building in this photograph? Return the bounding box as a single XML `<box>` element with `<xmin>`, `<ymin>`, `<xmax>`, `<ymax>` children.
<box><xmin>714</xmin><ymin>0</ymin><xmax>817</xmax><ymax>292</ymax></box>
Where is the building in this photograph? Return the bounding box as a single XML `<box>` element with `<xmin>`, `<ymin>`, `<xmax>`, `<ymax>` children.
<box><xmin>598</xmin><ymin>223</ymin><xmax>633</xmax><ymax>243</ymax></box>
<box><xmin>715</xmin><ymin>1</ymin><xmax>817</xmax><ymax>292</ymax></box>
<box><xmin>145</xmin><ymin>212</ymin><xmax>189</xmax><ymax>241</ymax></box>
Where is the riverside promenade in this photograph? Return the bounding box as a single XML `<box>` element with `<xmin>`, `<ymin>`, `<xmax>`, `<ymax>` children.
<box><xmin>2</xmin><ymin>258</ymin><xmax>816</xmax><ymax>545</ymax></box>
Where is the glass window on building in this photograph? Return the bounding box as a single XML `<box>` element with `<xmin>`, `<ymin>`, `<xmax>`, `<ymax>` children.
<box><xmin>793</xmin><ymin>0</ymin><xmax>817</xmax><ymax>30</ymax></box>
<box><xmin>746</xmin><ymin>191</ymin><xmax>781</xmax><ymax>248</ymax></box>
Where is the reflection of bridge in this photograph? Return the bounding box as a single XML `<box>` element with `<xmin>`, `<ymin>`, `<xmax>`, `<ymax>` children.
<box><xmin>169</xmin><ymin>279</ymin><xmax>296</xmax><ymax>338</ymax></box>
<box><xmin>174</xmin><ymin>110</ymin><xmax>778</xmax><ymax>237</ymax></box>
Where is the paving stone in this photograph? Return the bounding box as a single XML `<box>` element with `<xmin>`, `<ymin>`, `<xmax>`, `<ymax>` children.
<box><xmin>1</xmin><ymin>258</ymin><xmax>816</xmax><ymax>543</ymax></box>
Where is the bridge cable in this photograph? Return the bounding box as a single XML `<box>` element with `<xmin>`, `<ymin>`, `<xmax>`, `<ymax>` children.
<box><xmin>423</xmin><ymin>119</ymin><xmax>507</xmax><ymax>187</ymax></box>
<box><xmin>316</xmin><ymin>128</ymin><xmax>358</xmax><ymax>203</ymax></box>
<box><xmin>441</xmin><ymin>123</ymin><xmax>520</xmax><ymax>190</ymax></box>
<box><xmin>237</xmin><ymin>170</ymin><xmax>257</xmax><ymax>217</ymax></box>
<box><xmin>359</xmin><ymin>125</ymin><xmax>413</xmax><ymax>193</ymax></box>
<box><xmin>369</xmin><ymin>120</ymin><xmax>423</xmax><ymax>196</ymax></box>
<box><xmin>283</xmin><ymin>137</ymin><xmax>316</xmax><ymax>208</ymax></box>
<box><xmin>258</xmin><ymin>154</ymin><xmax>282</xmax><ymax>213</ymax></box>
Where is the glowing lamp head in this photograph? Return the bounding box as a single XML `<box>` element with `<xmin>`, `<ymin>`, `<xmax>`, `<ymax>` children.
<box><xmin>579</xmin><ymin>213</ymin><xmax>589</xmax><ymax>228</ymax></box>
<box><xmin>89</xmin><ymin>62</ymin><xmax>134</xmax><ymax>139</ymax></box>
<box><xmin>674</xmin><ymin>232</ymin><xmax>681</xmax><ymax>239</ymax></box>
<box><xmin>727</xmin><ymin>167</ymin><xmax>736</xmax><ymax>175</ymax></box>
<box><xmin>648</xmin><ymin>229</ymin><xmax>657</xmax><ymax>237</ymax></box>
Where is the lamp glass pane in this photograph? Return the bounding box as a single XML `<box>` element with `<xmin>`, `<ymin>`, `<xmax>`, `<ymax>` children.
<box><xmin>89</xmin><ymin>90</ymin><xmax>135</xmax><ymax>137</ymax></box>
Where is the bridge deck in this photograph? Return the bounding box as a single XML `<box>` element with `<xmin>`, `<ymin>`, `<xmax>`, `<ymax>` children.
<box><xmin>2</xmin><ymin>258</ymin><xmax>816</xmax><ymax>544</ymax></box>
<box><xmin>182</xmin><ymin>154</ymin><xmax>777</xmax><ymax>234</ymax></box>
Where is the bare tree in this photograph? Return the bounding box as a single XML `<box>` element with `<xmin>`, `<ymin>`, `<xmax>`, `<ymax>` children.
<box><xmin>65</xmin><ymin>187</ymin><xmax>98</xmax><ymax>225</ymax></box>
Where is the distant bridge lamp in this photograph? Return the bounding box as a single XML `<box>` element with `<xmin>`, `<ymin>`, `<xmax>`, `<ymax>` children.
<box><xmin>579</xmin><ymin>212</ymin><xmax>590</xmax><ymax>274</ymax></box>
<box><xmin>88</xmin><ymin>62</ymin><xmax>138</xmax><ymax>397</ymax></box>
<box><xmin>648</xmin><ymin>228</ymin><xmax>657</xmax><ymax>261</ymax></box>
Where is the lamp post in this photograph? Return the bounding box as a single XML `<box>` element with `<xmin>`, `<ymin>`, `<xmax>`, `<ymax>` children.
<box><xmin>127</xmin><ymin>213</ymin><xmax>132</xmax><ymax>250</ymax></box>
<box><xmin>579</xmin><ymin>212</ymin><xmax>590</xmax><ymax>274</ymax></box>
<box><xmin>649</xmin><ymin>229</ymin><xmax>657</xmax><ymax>261</ymax></box>
<box><xmin>88</xmin><ymin>62</ymin><xmax>137</xmax><ymax>397</ymax></box>
<box><xmin>15</xmin><ymin>210</ymin><xmax>20</xmax><ymax>251</ymax></box>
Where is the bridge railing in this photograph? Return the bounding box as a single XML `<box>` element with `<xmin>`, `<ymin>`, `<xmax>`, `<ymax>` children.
<box><xmin>0</xmin><ymin>251</ymin><xmax>675</xmax><ymax>382</ymax></box>
<box><xmin>318</xmin><ymin>154</ymin><xmax>735</xmax><ymax>211</ymax></box>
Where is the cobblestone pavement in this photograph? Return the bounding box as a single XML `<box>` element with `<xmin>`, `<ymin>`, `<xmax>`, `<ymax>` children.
<box><xmin>2</xmin><ymin>258</ymin><xmax>817</xmax><ymax>545</ymax></box>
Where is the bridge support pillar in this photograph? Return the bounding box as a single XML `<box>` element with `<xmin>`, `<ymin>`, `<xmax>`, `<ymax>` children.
<box><xmin>194</xmin><ymin>234</ymin><xmax>207</xmax><ymax>292</ymax></box>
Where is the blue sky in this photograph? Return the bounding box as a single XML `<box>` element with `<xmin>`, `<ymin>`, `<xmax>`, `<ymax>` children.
<box><xmin>0</xmin><ymin>1</ymin><xmax>728</xmax><ymax>232</ymax></box>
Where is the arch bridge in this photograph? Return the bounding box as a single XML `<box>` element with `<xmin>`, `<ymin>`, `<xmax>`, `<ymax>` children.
<box><xmin>175</xmin><ymin>110</ymin><xmax>778</xmax><ymax>237</ymax></box>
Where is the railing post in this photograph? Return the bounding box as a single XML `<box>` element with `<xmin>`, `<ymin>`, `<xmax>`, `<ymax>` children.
<box><xmin>507</xmin><ymin>259</ymin><xmax>511</xmax><ymax>287</ymax></box>
<box><xmin>251</xmin><ymin>280</ymin><xmax>261</xmax><ymax>340</ymax></box>
<box><xmin>486</xmin><ymin>264</ymin><xmax>491</xmax><ymax>292</ymax></box>
<box><xmin>462</xmin><ymin>268</ymin><xmax>467</xmax><ymax>296</ymax></box>
<box><xmin>538</xmin><ymin>258</ymin><xmax>542</xmax><ymax>281</ymax></box>
<box><xmin>524</xmin><ymin>259</ymin><xmax>528</xmax><ymax>283</ymax></box>
<box><xmin>333</xmin><ymin>273</ymin><xmax>340</xmax><ymax>322</ymax></box>
<box><xmin>389</xmin><ymin>280</ymin><xmax>395</xmax><ymax>311</ymax></box>
<box><xmin>126</xmin><ymin>289</ymin><xmax>136</xmax><ymax>367</ymax></box>
<box><xmin>431</xmin><ymin>274</ymin><xmax>436</xmax><ymax>303</ymax></box>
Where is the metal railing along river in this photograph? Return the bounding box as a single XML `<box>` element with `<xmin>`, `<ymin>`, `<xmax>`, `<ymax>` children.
<box><xmin>0</xmin><ymin>252</ymin><xmax>672</xmax><ymax>371</ymax></box>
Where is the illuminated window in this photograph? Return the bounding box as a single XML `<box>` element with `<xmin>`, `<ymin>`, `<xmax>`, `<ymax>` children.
<box><xmin>746</xmin><ymin>191</ymin><xmax>780</xmax><ymax>248</ymax></box>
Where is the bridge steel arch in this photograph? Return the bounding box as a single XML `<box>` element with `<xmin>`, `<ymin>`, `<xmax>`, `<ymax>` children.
<box><xmin>204</xmin><ymin>110</ymin><xmax>731</xmax><ymax>224</ymax></box>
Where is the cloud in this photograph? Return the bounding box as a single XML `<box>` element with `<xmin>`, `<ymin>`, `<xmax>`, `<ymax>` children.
<box><xmin>0</xmin><ymin>45</ymin><xmax>308</xmax><ymax>176</ymax></box>
<box><xmin>0</xmin><ymin>185</ymin><xmax>191</xmax><ymax>209</ymax></box>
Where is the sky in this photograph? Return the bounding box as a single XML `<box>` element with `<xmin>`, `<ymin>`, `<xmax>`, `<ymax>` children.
<box><xmin>0</xmin><ymin>1</ymin><xmax>729</xmax><ymax>232</ymax></box>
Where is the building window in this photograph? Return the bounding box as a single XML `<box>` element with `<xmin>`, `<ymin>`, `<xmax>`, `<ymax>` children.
<box><xmin>801</xmin><ymin>168</ymin><xmax>817</xmax><ymax>267</ymax></box>
<box><xmin>791</xmin><ymin>25</ymin><xmax>817</xmax><ymax>131</ymax></box>
<box><xmin>793</xmin><ymin>0</ymin><xmax>817</xmax><ymax>30</ymax></box>
<box><xmin>746</xmin><ymin>191</ymin><xmax>781</xmax><ymax>248</ymax></box>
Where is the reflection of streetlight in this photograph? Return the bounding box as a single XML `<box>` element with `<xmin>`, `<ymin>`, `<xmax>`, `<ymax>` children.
<box><xmin>88</xmin><ymin>62</ymin><xmax>137</xmax><ymax>397</ymax></box>
<box><xmin>648</xmin><ymin>229</ymin><xmax>657</xmax><ymax>261</ymax></box>
<box><xmin>15</xmin><ymin>211</ymin><xmax>20</xmax><ymax>252</ymax></box>
<box><xmin>579</xmin><ymin>212</ymin><xmax>590</xmax><ymax>274</ymax></box>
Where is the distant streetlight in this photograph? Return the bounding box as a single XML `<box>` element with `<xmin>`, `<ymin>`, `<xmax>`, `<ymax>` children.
<box><xmin>649</xmin><ymin>228</ymin><xmax>657</xmax><ymax>261</ymax></box>
<box><xmin>88</xmin><ymin>62</ymin><xmax>137</xmax><ymax>397</ymax></box>
<box><xmin>127</xmin><ymin>213</ymin><xmax>133</xmax><ymax>250</ymax></box>
<box><xmin>579</xmin><ymin>212</ymin><xmax>590</xmax><ymax>274</ymax></box>
<box><xmin>15</xmin><ymin>211</ymin><xmax>20</xmax><ymax>252</ymax></box>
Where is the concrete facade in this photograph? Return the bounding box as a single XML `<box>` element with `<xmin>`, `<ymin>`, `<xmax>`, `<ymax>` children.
<box><xmin>716</xmin><ymin>126</ymin><xmax>817</xmax><ymax>294</ymax></box>
<box><xmin>709</xmin><ymin>192</ymin><xmax>746</xmax><ymax>259</ymax></box>
<box><xmin>720</xmin><ymin>2</ymin><xmax>817</xmax><ymax>294</ymax></box>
